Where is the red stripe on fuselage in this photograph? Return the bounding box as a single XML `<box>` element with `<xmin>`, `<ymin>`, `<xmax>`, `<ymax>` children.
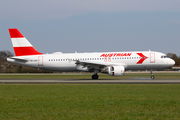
<box><xmin>9</xmin><ymin>29</ymin><xmax>24</xmax><ymax>38</ymax></box>
<box><xmin>136</xmin><ymin>53</ymin><xmax>148</xmax><ymax>64</ymax></box>
<box><xmin>13</xmin><ymin>47</ymin><xmax>43</xmax><ymax>56</ymax></box>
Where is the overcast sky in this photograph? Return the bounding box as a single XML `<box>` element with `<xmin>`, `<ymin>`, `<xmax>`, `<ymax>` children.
<box><xmin>1</xmin><ymin>0</ymin><xmax>180</xmax><ymax>56</ymax></box>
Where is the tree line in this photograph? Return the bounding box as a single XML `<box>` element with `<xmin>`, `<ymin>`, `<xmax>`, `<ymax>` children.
<box><xmin>167</xmin><ymin>53</ymin><xmax>180</xmax><ymax>66</ymax></box>
<box><xmin>0</xmin><ymin>50</ymin><xmax>179</xmax><ymax>73</ymax></box>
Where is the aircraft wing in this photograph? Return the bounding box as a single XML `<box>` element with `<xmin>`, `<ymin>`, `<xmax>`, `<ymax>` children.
<box><xmin>70</xmin><ymin>59</ymin><xmax>127</xmax><ymax>70</ymax></box>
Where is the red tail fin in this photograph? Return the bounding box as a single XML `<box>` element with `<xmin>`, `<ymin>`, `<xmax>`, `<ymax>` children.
<box><xmin>9</xmin><ymin>29</ymin><xmax>43</xmax><ymax>56</ymax></box>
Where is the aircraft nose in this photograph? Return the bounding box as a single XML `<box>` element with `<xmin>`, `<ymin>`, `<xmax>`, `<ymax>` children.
<box><xmin>169</xmin><ymin>59</ymin><xmax>175</xmax><ymax>66</ymax></box>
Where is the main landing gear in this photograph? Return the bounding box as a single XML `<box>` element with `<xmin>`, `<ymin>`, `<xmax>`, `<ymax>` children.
<box><xmin>92</xmin><ymin>73</ymin><xmax>99</xmax><ymax>80</ymax></box>
<box><xmin>151</xmin><ymin>69</ymin><xmax>155</xmax><ymax>79</ymax></box>
<box><xmin>92</xmin><ymin>69</ymin><xmax>99</xmax><ymax>79</ymax></box>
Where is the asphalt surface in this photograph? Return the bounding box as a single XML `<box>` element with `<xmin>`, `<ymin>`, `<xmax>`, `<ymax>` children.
<box><xmin>1</xmin><ymin>79</ymin><xmax>180</xmax><ymax>84</ymax></box>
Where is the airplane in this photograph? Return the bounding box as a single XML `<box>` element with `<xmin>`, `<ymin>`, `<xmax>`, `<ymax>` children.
<box><xmin>7</xmin><ymin>28</ymin><xmax>175</xmax><ymax>79</ymax></box>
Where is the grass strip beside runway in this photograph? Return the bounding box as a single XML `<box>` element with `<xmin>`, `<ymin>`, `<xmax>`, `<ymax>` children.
<box><xmin>0</xmin><ymin>84</ymin><xmax>180</xmax><ymax>119</ymax></box>
<box><xmin>0</xmin><ymin>72</ymin><xmax>180</xmax><ymax>79</ymax></box>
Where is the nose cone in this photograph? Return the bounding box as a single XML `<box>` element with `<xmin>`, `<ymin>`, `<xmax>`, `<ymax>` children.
<box><xmin>169</xmin><ymin>58</ymin><xmax>175</xmax><ymax>66</ymax></box>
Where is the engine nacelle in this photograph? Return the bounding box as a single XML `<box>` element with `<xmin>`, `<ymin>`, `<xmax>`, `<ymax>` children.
<box><xmin>108</xmin><ymin>66</ymin><xmax>125</xmax><ymax>76</ymax></box>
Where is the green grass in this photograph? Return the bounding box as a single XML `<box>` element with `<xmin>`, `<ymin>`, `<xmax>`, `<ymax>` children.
<box><xmin>0</xmin><ymin>84</ymin><xmax>180</xmax><ymax>119</ymax></box>
<box><xmin>0</xmin><ymin>72</ymin><xmax>180</xmax><ymax>79</ymax></box>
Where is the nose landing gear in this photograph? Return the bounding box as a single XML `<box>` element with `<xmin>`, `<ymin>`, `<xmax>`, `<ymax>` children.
<box><xmin>151</xmin><ymin>69</ymin><xmax>155</xmax><ymax>79</ymax></box>
<box><xmin>151</xmin><ymin>75</ymin><xmax>155</xmax><ymax>79</ymax></box>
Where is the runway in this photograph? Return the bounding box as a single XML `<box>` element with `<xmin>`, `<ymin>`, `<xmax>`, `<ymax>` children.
<box><xmin>1</xmin><ymin>79</ymin><xmax>180</xmax><ymax>84</ymax></box>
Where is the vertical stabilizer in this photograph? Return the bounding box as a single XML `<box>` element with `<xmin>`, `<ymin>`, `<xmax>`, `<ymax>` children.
<box><xmin>9</xmin><ymin>28</ymin><xmax>43</xmax><ymax>56</ymax></box>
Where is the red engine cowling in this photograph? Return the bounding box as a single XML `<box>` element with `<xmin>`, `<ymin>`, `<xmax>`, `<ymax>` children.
<box><xmin>108</xmin><ymin>66</ymin><xmax>125</xmax><ymax>76</ymax></box>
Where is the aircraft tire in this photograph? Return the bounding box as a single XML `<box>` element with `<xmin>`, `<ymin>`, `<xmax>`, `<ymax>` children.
<box><xmin>92</xmin><ymin>74</ymin><xmax>99</xmax><ymax>79</ymax></box>
<box><xmin>151</xmin><ymin>75</ymin><xmax>155</xmax><ymax>79</ymax></box>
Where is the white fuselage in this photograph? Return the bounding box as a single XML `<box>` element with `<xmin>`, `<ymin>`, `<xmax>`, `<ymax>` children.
<box><xmin>7</xmin><ymin>51</ymin><xmax>175</xmax><ymax>72</ymax></box>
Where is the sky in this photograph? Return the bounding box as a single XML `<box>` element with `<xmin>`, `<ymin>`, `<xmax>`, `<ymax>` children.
<box><xmin>0</xmin><ymin>0</ymin><xmax>180</xmax><ymax>56</ymax></box>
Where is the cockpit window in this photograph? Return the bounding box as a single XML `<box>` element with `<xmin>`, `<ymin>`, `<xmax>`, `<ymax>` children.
<box><xmin>161</xmin><ymin>56</ymin><xmax>168</xmax><ymax>58</ymax></box>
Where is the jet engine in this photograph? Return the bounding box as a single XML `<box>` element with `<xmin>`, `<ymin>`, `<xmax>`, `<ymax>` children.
<box><xmin>108</xmin><ymin>66</ymin><xmax>125</xmax><ymax>76</ymax></box>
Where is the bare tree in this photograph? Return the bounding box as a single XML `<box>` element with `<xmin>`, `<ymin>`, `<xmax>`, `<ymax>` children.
<box><xmin>167</xmin><ymin>53</ymin><xmax>180</xmax><ymax>66</ymax></box>
<box><xmin>0</xmin><ymin>50</ymin><xmax>14</xmax><ymax>73</ymax></box>
<box><xmin>0</xmin><ymin>50</ymin><xmax>13</xmax><ymax>61</ymax></box>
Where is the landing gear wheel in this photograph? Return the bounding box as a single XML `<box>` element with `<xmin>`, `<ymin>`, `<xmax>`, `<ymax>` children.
<box><xmin>151</xmin><ymin>75</ymin><xmax>155</xmax><ymax>79</ymax></box>
<box><xmin>150</xmin><ymin>69</ymin><xmax>155</xmax><ymax>79</ymax></box>
<box><xmin>92</xmin><ymin>74</ymin><xmax>99</xmax><ymax>80</ymax></box>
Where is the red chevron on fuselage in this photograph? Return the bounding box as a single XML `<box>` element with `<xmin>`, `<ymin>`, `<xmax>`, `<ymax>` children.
<box><xmin>136</xmin><ymin>53</ymin><xmax>148</xmax><ymax>64</ymax></box>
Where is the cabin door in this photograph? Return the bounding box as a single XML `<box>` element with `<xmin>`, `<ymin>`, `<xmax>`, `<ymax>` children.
<box><xmin>38</xmin><ymin>56</ymin><xmax>43</xmax><ymax>66</ymax></box>
<box><xmin>150</xmin><ymin>53</ymin><xmax>155</xmax><ymax>63</ymax></box>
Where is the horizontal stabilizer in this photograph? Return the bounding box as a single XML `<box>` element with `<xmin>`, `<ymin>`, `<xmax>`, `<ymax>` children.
<box><xmin>7</xmin><ymin>57</ymin><xmax>28</xmax><ymax>62</ymax></box>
